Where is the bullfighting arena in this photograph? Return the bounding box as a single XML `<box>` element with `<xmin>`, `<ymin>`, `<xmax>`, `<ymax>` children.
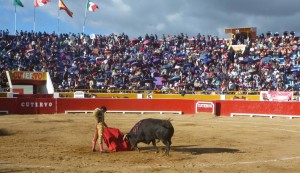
<box><xmin>1</xmin><ymin>112</ymin><xmax>300</xmax><ymax>173</ymax></box>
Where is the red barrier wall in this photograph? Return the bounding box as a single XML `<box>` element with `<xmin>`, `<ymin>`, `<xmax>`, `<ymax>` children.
<box><xmin>0</xmin><ymin>98</ymin><xmax>196</xmax><ymax>114</ymax></box>
<box><xmin>56</xmin><ymin>98</ymin><xmax>196</xmax><ymax>114</ymax></box>
<box><xmin>1</xmin><ymin>97</ymin><xmax>300</xmax><ymax>116</ymax></box>
<box><xmin>215</xmin><ymin>100</ymin><xmax>300</xmax><ymax>116</ymax></box>
<box><xmin>0</xmin><ymin>98</ymin><xmax>55</xmax><ymax>114</ymax></box>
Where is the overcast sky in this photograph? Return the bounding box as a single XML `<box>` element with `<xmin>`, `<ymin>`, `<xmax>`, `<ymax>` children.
<box><xmin>1</xmin><ymin>0</ymin><xmax>300</xmax><ymax>39</ymax></box>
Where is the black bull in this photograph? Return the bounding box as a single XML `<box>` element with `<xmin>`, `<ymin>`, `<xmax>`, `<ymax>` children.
<box><xmin>123</xmin><ymin>118</ymin><xmax>174</xmax><ymax>155</ymax></box>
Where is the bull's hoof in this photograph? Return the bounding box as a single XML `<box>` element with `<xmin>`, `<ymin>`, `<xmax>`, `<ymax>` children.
<box><xmin>92</xmin><ymin>149</ymin><xmax>96</xmax><ymax>152</ymax></box>
<box><xmin>164</xmin><ymin>150</ymin><xmax>170</xmax><ymax>156</ymax></box>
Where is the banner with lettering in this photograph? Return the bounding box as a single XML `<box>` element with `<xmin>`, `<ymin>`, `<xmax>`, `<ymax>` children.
<box><xmin>16</xmin><ymin>98</ymin><xmax>56</xmax><ymax>114</ymax></box>
<box><xmin>8</xmin><ymin>71</ymin><xmax>47</xmax><ymax>81</ymax></box>
<box><xmin>196</xmin><ymin>101</ymin><xmax>214</xmax><ymax>113</ymax></box>
<box><xmin>260</xmin><ymin>91</ymin><xmax>293</xmax><ymax>101</ymax></box>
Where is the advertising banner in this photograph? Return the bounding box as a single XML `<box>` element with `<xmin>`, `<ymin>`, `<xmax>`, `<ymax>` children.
<box><xmin>9</xmin><ymin>71</ymin><xmax>47</xmax><ymax>81</ymax></box>
<box><xmin>260</xmin><ymin>91</ymin><xmax>293</xmax><ymax>101</ymax></box>
<box><xmin>195</xmin><ymin>101</ymin><xmax>214</xmax><ymax>114</ymax></box>
<box><xmin>16</xmin><ymin>98</ymin><xmax>56</xmax><ymax>114</ymax></box>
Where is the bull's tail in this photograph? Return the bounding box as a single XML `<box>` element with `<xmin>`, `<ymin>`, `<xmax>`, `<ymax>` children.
<box><xmin>162</xmin><ymin>118</ymin><xmax>174</xmax><ymax>129</ymax></box>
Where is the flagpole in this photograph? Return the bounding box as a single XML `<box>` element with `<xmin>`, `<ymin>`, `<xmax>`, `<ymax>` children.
<box><xmin>34</xmin><ymin>6</ymin><xmax>36</xmax><ymax>32</ymax></box>
<box><xmin>14</xmin><ymin>5</ymin><xmax>17</xmax><ymax>35</ymax></box>
<box><xmin>57</xmin><ymin>0</ymin><xmax>60</xmax><ymax>34</ymax></box>
<box><xmin>83</xmin><ymin>0</ymin><xmax>88</xmax><ymax>33</ymax></box>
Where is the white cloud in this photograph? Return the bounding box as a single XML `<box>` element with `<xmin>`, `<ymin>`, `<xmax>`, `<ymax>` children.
<box><xmin>155</xmin><ymin>23</ymin><xmax>166</xmax><ymax>31</ymax></box>
<box><xmin>111</xmin><ymin>0</ymin><xmax>131</xmax><ymax>13</ymax></box>
<box><xmin>166</xmin><ymin>12</ymin><xmax>182</xmax><ymax>23</ymax></box>
<box><xmin>2</xmin><ymin>0</ymin><xmax>300</xmax><ymax>38</ymax></box>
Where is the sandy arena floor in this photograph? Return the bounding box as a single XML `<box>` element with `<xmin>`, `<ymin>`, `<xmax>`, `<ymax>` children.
<box><xmin>1</xmin><ymin>112</ymin><xmax>300</xmax><ymax>173</ymax></box>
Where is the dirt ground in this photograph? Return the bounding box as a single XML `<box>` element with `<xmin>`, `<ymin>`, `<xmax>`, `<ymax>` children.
<box><xmin>1</xmin><ymin>112</ymin><xmax>300</xmax><ymax>173</ymax></box>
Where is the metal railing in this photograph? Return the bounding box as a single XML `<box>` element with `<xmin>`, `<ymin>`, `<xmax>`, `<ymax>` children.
<box><xmin>54</xmin><ymin>88</ymin><xmax>263</xmax><ymax>95</ymax></box>
<box><xmin>1</xmin><ymin>87</ymin><xmax>300</xmax><ymax>100</ymax></box>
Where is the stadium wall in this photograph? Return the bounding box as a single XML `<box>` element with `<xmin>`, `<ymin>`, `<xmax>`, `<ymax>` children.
<box><xmin>215</xmin><ymin>100</ymin><xmax>300</xmax><ymax>116</ymax></box>
<box><xmin>56</xmin><ymin>98</ymin><xmax>196</xmax><ymax>114</ymax></box>
<box><xmin>0</xmin><ymin>98</ymin><xmax>299</xmax><ymax>116</ymax></box>
<box><xmin>0</xmin><ymin>98</ymin><xmax>196</xmax><ymax>114</ymax></box>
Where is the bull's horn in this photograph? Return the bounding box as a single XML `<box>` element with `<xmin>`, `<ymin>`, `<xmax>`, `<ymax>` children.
<box><xmin>123</xmin><ymin>134</ymin><xmax>128</xmax><ymax>141</ymax></box>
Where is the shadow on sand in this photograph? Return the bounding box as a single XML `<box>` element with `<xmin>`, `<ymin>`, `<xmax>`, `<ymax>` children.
<box><xmin>139</xmin><ymin>145</ymin><xmax>240</xmax><ymax>155</ymax></box>
<box><xmin>0</xmin><ymin>129</ymin><xmax>11</xmax><ymax>136</ymax></box>
<box><xmin>171</xmin><ymin>145</ymin><xmax>241</xmax><ymax>155</ymax></box>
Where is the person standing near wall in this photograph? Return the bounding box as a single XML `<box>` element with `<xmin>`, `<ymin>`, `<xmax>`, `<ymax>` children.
<box><xmin>92</xmin><ymin>106</ymin><xmax>108</xmax><ymax>153</ymax></box>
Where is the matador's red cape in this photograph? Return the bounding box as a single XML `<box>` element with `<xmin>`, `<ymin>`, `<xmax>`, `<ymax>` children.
<box><xmin>103</xmin><ymin>127</ymin><xmax>132</xmax><ymax>152</ymax></box>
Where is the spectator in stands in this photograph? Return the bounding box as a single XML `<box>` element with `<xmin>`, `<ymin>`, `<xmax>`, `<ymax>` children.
<box><xmin>1</xmin><ymin>29</ymin><xmax>300</xmax><ymax>94</ymax></box>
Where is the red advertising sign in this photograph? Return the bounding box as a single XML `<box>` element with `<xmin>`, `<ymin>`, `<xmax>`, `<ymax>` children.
<box><xmin>196</xmin><ymin>101</ymin><xmax>214</xmax><ymax>114</ymax></box>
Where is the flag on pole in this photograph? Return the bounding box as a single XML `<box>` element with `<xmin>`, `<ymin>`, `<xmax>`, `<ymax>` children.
<box><xmin>13</xmin><ymin>0</ymin><xmax>24</xmax><ymax>7</ymax></box>
<box><xmin>34</xmin><ymin>0</ymin><xmax>50</xmax><ymax>7</ymax></box>
<box><xmin>87</xmin><ymin>0</ymin><xmax>99</xmax><ymax>12</ymax></box>
<box><xmin>59</xmin><ymin>0</ymin><xmax>73</xmax><ymax>17</ymax></box>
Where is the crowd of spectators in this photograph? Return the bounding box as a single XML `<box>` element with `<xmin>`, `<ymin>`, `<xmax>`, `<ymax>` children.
<box><xmin>1</xmin><ymin>29</ymin><xmax>300</xmax><ymax>94</ymax></box>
